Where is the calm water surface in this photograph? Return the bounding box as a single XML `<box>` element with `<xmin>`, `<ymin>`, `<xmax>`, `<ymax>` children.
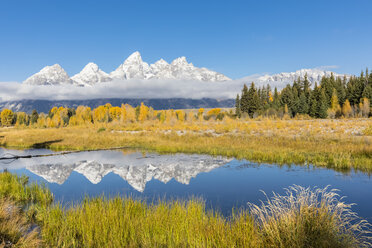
<box><xmin>1</xmin><ymin>148</ymin><xmax>371</xmax><ymax>221</ymax></box>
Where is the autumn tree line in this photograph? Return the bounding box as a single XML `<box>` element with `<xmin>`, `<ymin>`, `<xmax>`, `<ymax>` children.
<box><xmin>0</xmin><ymin>103</ymin><xmax>229</xmax><ymax>128</ymax></box>
<box><xmin>236</xmin><ymin>69</ymin><xmax>372</xmax><ymax>118</ymax></box>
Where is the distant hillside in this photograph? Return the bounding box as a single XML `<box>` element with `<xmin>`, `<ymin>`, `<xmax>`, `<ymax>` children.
<box><xmin>0</xmin><ymin>98</ymin><xmax>235</xmax><ymax>113</ymax></box>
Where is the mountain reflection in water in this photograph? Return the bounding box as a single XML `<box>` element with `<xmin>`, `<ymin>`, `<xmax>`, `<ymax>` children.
<box><xmin>0</xmin><ymin>149</ymin><xmax>231</xmax><ymax>192</ymax></box>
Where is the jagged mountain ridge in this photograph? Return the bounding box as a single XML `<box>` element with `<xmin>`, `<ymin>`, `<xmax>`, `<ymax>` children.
<box><xmin>26</xmin><ymin>154</ymin><xmax>230</xmax><ymax>192</ymax></box>
<box><xmin>23</xmin><ymin>51</ymin><xmax>231</xmax><ymax>86</ymax></box>
<box><xmin>253</xmin><ymin>68</ymin><xmax>348</xmax><ymax>86</ymax></box>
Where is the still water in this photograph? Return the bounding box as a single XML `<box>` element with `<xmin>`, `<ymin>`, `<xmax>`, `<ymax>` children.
<box><xmin>1</xmin><ymin>148</ymin><xmax>371</xmax><ymax>221</ymax></box>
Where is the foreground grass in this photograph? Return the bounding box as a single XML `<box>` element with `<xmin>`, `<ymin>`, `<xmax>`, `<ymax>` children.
<box><xmin>0</xmin><ymin>172</ymin><xmax>371</xmax><ymax>247</ymax></box>
<box><xmin>0</xmin><ymin>119</ymin><xmax>371</xmax><ymax>172</ymax></box>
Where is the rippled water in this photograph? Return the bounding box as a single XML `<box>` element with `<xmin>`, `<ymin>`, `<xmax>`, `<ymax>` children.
<box><xmin>1</xmin><ymin>148</ymin><xmax>371</xmax><ymax>220</ymax></box>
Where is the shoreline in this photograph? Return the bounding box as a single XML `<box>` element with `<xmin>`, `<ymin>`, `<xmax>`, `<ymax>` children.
<box><xmin>0</xmin><ymin>120</ymin><xmax>371</xmax><ymax>172</ymax></box>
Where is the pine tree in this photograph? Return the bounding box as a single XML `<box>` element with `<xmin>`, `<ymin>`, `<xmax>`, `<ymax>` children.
<box><xmin>309</xmin><ymin>97</ymin><xmax>318</xmax><ymax>118</ymax></box>
<box><xmin>240</xmin><ymin>84</ymin><xmax>249</xmax><ymax>114</ymax></box>
<box><xmin>298</xmin><ymin>92</ymin><xmax>309</xmax><ymax>114</ymax></box>
<box><xmin>280</xmin><ymin>85</ymin><xmax>293</xmax><ymax>112</ymax></box>
<box><xmin>303</xmin><ymin>73</ymin><xmax>311</xmax><ymax>96</ymax></box>
<box><xmin>273</xmin><ymin>87</ymin><xmax>280</xmax><ymax>109</ymax></box>
<box><xmin>235</xmin><ymin>94</ymin><xmax>241</xmax><ymax>118</ymax></box>
<box><xmin>30</xmin><ymin>109</ymin><xmax>39</xmax><ymax>124</ymax></box>
<box><xmin>291</xmin><ymin>87</ymin><xmax>300</xmax><ymax>116</ymax></box>
<box><xmin>317</xmin><ymin>89</ymin><xmax>328</xmax><ymax>118</ymax></box>
<box><xmin>247</xmin><ymin>82</ymin><xmax>259</xmax><ymax>117</ymax></box>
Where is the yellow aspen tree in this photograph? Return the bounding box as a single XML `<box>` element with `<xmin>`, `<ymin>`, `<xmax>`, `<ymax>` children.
<box><xmin>120</xmin><ymin>104</ymin><xmax>127</xmax><ymax>123</ymax></box>
<box><xmin>37</xmin><ymin>114</ymin><xmax>47</xmax><ymax>128</ymax></box>
<box><xmin>76</xmin><ymin>106</ymin><xmax>92</xmax><ymax>125</ymax></box>
<box><xmin>109</xmin><ymin>106</ymin><xmax>122</xmax><ymax>121</ymax></box>
<box><xmin>125</xmin><ymin>104</ymin><xmax>136</xmax><ymax>123</ymax></box>
<box><xmin>93</xmin><ymin>106</ymin><xmax>109</xmax><ymax>123</ymax></box>
<box><xmin>165</xmin><ymin>109</ymin><xmax>174</xmax><ymax>124</ymax></box>
<box><xmin>15</xmin><ymin>112</ymin><xmax>28</xmax><ymax>126</ymax></box>
<box><xmin>175</xmin><ymin>110</ymin><xmax>185</xmax><ymax>122</ymax></box>
<box><xmin>360</xmin><ymin>98</ymin><xmax>370</xmax><ymax>117</ymax></box>
<box><xmin>148</xmin><ymin>107</ymin><xmax>155</xmax><ymax>120</ymax></box>
<box><xmin>159</xmin><ymin>110</ymin><xmax>166</xmax><ymax>123</ymax></box>
<box><xmin>198</xmin><ymin>108</ymin><xmax>204</xmax><ymax>120</ymax></box>
<box><xmin>328</xmin><ymin>89</ymin><xmax>341</xmax><ymax>118</ymax></box>
<box><xmin>69</xmin><ymin>116</ymin><xmax>78</xmax><ymax>126</ymax></box>
<box><xmin>207</xmin><ymin>108</ymin><xmax>221</xmax><ymax>116</ymax></box>
<box><xmin>49</xmin><ymin>107</ymin><xmax>58</xmax><ymax>116</ymax></box>
<box><xmin>342</xmin><ymin>99</ymin><xmax>353</xmax><ymax>118</ymax></box>
<box><xmin>46</xmin><ymin>117</ymin><xmax>54</xmax><ymax>128</ymax></box>
<box><xmin>1</xmin><ymin>109</ymin><xmax>14</xmax><ymax>126</ymax></box>
<box><xmin>138</xmin><ymin>102</ymin><xmax>149</xmax><ymax>122</ymax></box>
<box><xmin>59</xmin><ymin>107</ymin><xmax>69</xmax><ymax>126</ymax></box>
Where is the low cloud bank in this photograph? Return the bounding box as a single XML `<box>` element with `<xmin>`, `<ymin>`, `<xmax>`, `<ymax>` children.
<box><xmin>0</xmin><ymin>78</ymin><xmax>289</xmax><ymax>102</ymax></box>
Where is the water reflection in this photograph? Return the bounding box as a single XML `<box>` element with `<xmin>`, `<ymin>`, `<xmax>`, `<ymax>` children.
<box><xmin>1</xmin><ymin>148</ymin><xmax>372</xmax><ymax>220</ymax></box>
<box><xmin>0</xmin><ymin>149</ymin><xmax>230</xmax><ymax>192</ymax></box>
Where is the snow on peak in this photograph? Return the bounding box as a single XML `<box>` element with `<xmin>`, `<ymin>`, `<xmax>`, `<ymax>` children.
<box><xmin>110</xmin><ymin>51</ymin><xmax>152</xmax><ymax>80</ymax></box>
<box><xmin>23</xmin><ymin>52</ymin><xmax>231</xmax><ymax>86</ymax></box>
<box><xmin>171</xmin><ymin>56</ymin><xmax>189</xmax><ymax>66</ymax></box>
<box><xmin>241</xmin><ymin>68</ymin><xmax>350</xmax><ymax>90</ymax></box>
<box><xmin>124</xmin><ymin>51</ymin><xmax>142</xmax><ymax>63</ymax></box>
<box><xmin>23</xmin><ymin>64</ymin><xmax>74</xmax><ymax>85</ymax></box>
<box><xmin>71</xmin><ymin>62</ymin><xmax>111</xmax><ymax>86</ymax></box>
<box><xmin>256</xmin><ymin>68</ymin><xmax>346</xmax><ymax>85</ymax></box>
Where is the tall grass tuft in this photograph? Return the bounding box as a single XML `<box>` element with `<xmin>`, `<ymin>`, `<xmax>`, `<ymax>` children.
<box><xmin>0</xmin><ymin>198</ymin><xmax>41</xmax><ymax>248</ymax></box>
<box><xmin>248</xmin><ymin>185</ymin><xmax>372</xmax><ymax>248</ymax></box>
<box><xmin>39</xmin><ymin>197</ymin><xmax>258</xmax><ymax>247</ymax></box>
<box><xmin>0</xmin><ymin>171</ymin><xmax>53</xmax><ymax>209</ymax></box>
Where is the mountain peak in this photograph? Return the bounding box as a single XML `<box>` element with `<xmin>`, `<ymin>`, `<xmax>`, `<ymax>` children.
<box><xmin>171</xmin><ymin>56</ymin><xmax>189</xmax><ymax>66</ymax></box>
<box><xmin>82</xmin><ymin>62</ymin><xmax>99</xmax><ymax>71</ymax></box>
<box><xmin>23</xmin><ymin>64</ymin><xmax>73</xmax><ymax>85</ymax></box>
<box><xmin>124</xmin><ymin>51</ymin><xmax>143</xmax><ymax>64</ymax></box>
<box><xmin>71</xmin><ymin>62</ymin><xmax>110</xmax><ymax>86</ymax></box>
<box><xmin>153</xmin><ymin>58</ymin><xmax>169</xmax><ymax>66</ymax></box>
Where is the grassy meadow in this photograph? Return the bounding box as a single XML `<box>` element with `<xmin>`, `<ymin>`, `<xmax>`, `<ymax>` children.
<box><xmin>0</xmin><ymin>118</ymin><xmax>371</xmax><ymax>172</ymax></box>
<box><xmin>0</xmin><ymin>171</ymin><xmax>370</xmax><ymax>248</ymax></box>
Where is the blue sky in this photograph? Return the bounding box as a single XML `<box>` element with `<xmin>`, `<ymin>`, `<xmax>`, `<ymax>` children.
<box><xmin>0</xmin><ymin>0</ymin><xmax>371</xmax><ymax>81</ymax></box>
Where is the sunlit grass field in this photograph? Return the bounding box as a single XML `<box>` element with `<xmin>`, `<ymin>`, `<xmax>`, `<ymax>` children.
<box><xmin>1</xmin><ymin>171</ymin><xmax>370</xmax><ymax>248</ymax></box>
<box><xmin>0</xmin><ymin>118</ymin><xmax>371</xmax><ymax>172</ymax></box>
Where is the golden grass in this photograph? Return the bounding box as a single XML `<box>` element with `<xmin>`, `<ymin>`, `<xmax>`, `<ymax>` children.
<box><xmin>249</xmin><ymin>185</ymin><xmax>372</xmax><ymax>248</ymax></box>
<box><xmin>0</xmin><ymin>118</ymin><xmax>371</xmax><ymax>172</ymax></box>
<box><xmin>1</xmin><ymin>172</ymin><xmax>370</xmax><ymax>248</ymax></box>
<box><xmin>39</xmin><ymin>198</ymin><xmax>258</xmax><ymax>248</ymax></box>
<box><xmin>0</xmin><ymin>199</ymin><xmax>41</xmax><ymax>248</ymax></box>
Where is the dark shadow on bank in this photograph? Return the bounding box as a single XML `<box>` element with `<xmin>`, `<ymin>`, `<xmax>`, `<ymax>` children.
<box><xmin>31</xmin><ymin>139</ymin><xmax>63</xmax><ymax>149</ymax></box>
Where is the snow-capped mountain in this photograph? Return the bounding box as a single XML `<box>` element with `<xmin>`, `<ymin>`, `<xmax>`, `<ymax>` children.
<box><xmin>253</xmin><ymin>68</ymin><xmax>348</xmax><ymax>87</ymax></box>
<box><xmin>23</xmin><ymin>51</ymin><xmax>231</xmax><ymax>86</ymax></box>
<box><xmin>23</xmin><ymin>64</ymin><xmax>74</xmax><ymax>85</ymax></box>
<box><xmin>110</xmin><ymin>51</ymin><xmax>153</xmax><ymax>80</ymax></box>
<box><xmin>110</xmin><ymin>52</ymin><xmax>231</xmax><ymax>81</ymax></box>
<box><xmin>26</xmin><ymin>153</ymin><xmax>230</xmax><ymax>192</ymax></box>
<box><xmin>71</xmin><ymin>63</ymin><xmax>111</xmax><ymax>86</ymax></box>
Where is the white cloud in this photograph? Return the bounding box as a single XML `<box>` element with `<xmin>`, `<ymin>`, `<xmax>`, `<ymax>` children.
<box><xmin>0</xmin><ymin>79</ymin><xmax>246</xmax><ymax>102</ymax></box>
